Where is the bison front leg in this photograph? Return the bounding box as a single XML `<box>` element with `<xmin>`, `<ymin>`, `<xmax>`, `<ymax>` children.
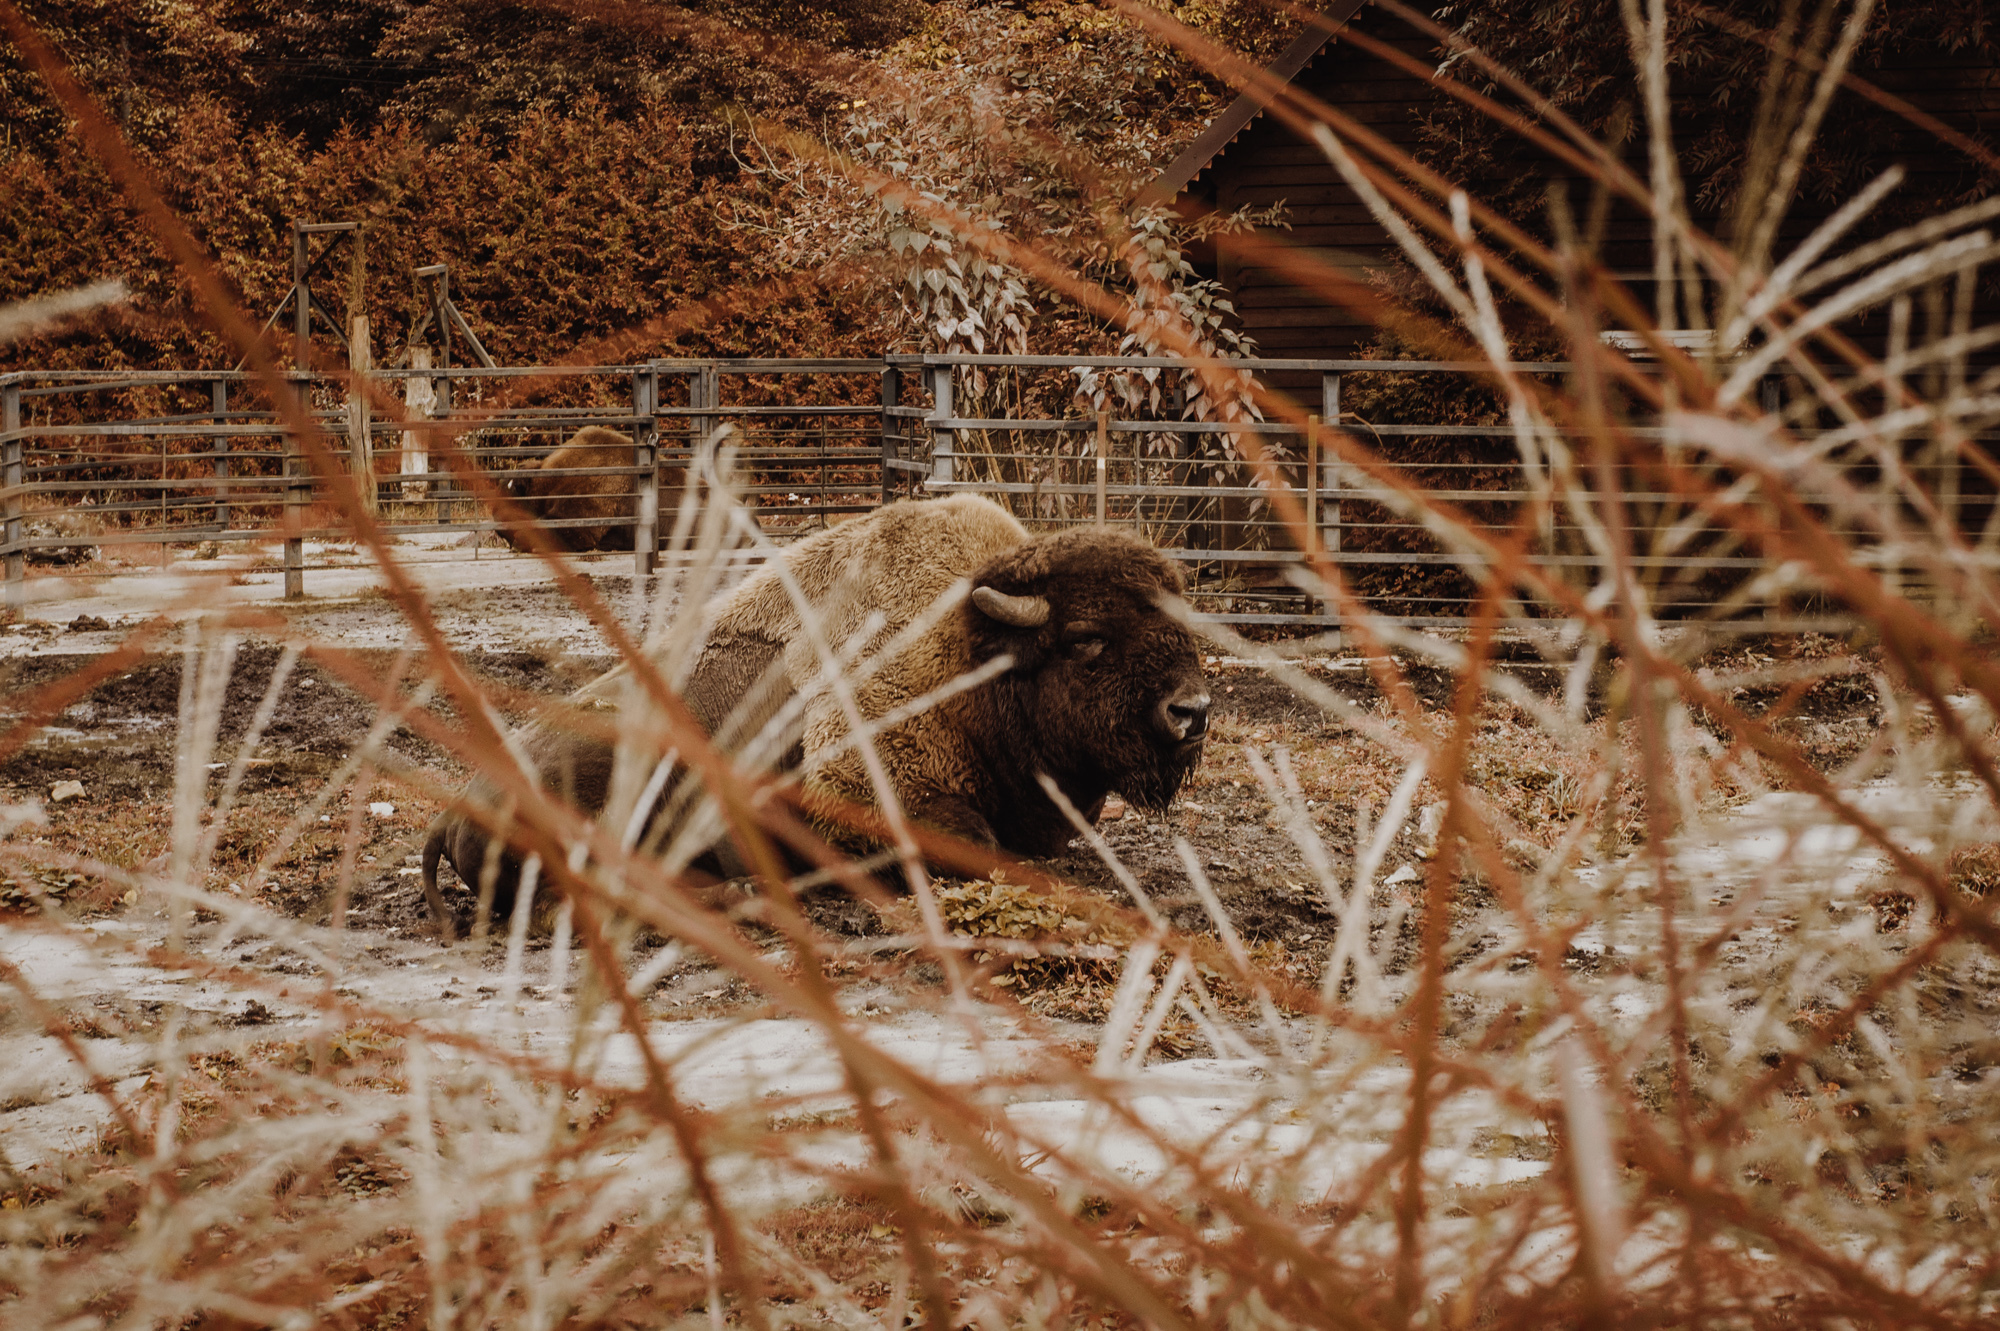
<box><xmin>901</xmin><ymin>793</ymin><xmax>1000</xmax><ymax>859</ymax></box>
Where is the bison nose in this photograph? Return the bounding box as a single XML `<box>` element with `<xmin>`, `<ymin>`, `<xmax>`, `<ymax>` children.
<box><xmin>1161</xmin><ymin>691</ymin><xmax>1210</xmax><ymax>743</ymax></box>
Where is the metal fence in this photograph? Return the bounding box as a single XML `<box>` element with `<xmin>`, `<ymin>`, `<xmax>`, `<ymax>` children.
<box><xmin>0</xmin><ymin>353</ymin><xmax>1934</xmax><ymax>631</ymax></box>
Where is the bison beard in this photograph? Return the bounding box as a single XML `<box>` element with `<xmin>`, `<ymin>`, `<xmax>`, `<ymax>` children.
<box><xmin>420</xmin><ymin>497</ymin><xmax>1208</xmax><ymax>935</ymax></box>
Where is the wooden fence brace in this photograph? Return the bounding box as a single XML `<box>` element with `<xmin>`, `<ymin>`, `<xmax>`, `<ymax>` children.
<box><xmin>284</xmin><ymin>382</ymin><xmax>306</xmax><ymax>599</ymax></box>
<box><xmin>880</xmin><ymin>362</ymin><xmax>901</xmax><ymax>506</ymax></box>
<box><xmin>211</xmin><ymin>379</ymin><xmax>229</xmax><ymax>531</ymax></box>
<box><xmin>633</xmin><ymin>366</ymin><xmax>658</xmax><ymax>578</ymax></box>
<box><xmin>1096</xmin><ymin>409</ymin><xmax>1109</xmax><ymax>524</ymax></box>
<box><xmin>3</xmin><ymin>384</ymin><xmax>21</xmax><ymax>609</ymax></box>
<box><xmin>929</xmin><ymin>363</ymin><xmax>954</xmax><ymax>487</ymax></box>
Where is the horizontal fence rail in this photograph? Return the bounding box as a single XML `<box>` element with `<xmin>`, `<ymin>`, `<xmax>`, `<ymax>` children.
<box><xmin>2</xmin><ymin>354</ymin><xmax>1969</xmax><ymax>632</ymax></box>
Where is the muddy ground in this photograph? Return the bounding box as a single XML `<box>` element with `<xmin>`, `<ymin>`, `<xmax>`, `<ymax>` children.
<box><xmin>0</xmin><ymin>573</ymin><xmax>1894</xmax><ymax>981</ymax></box>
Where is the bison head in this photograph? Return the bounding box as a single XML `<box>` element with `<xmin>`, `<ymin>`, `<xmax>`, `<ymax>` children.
<box><xmin>963</xmin><ymin>527</ymin><xmax>1208</xmax><ymax>827</ymax></box>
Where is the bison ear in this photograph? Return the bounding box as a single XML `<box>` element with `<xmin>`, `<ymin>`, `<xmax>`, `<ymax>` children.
<box><xmin>971</xmin><ymin>586</ymin><xmax>1050</xmax><ymax>628</ymax></box>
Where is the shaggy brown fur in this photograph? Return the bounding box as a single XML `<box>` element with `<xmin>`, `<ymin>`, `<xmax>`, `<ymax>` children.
<box><xmin>420</xmin><ymin>495</ymin><xmax>1208</xmax><ymax>932</ymax></box>
<box><xmin>795</xmin><ymin>510</ymin><xmax>1209</xmax><ymax>858</ymax></box>
<box><xmin>418</xmin><ymin>636</ymin><xmax>795</xmax><ymax>938</ymax></box>
<box><xmin>500</xmin><ymin>426</ymin><xmax>679</xmax><ymax>553</ymax></box>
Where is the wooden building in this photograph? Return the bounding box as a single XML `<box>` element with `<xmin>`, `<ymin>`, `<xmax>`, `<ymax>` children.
<box><xmin>1142</xmin><ymin>1</ymin><xmax>2000</xmax><ymax>363</ymax></box>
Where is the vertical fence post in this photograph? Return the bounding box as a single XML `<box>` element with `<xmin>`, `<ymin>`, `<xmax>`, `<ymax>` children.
<box><xmin>210</xmin><ymin>380</ymin><xmax>229</xmax><ymax>532</ymax></box>
<box><xmin>291</xmin><ymin>223</ymin><xmax>310</xmax><ymax>366</ymax></box>
<box><xmin>1760</xmin><ymin>375</ymin><xmax>1785</xmax><ymax>621</ymax></box>
<box><xmin>434</xmin><ymin>365</ymin><xmax>453</xmax><ymax>528</ymax></box>
<box><xmin>348</xmin><ymin>319</ymin><xmax>374</xmax><ymax>515</ymax></box>
<box><xmin>3</xmin><ymin>384</ymin><xmax>21</xmax><ymax>610</ymax></box>
<box><xmin>690</xmin><ymin>362</ymin><xmax>717</xmax><ymax>484</ymax></box>
<box><xmin>1096</xmin><ymin>409</ymin><xmax>1109</xmax><ymax>525</ymax></box>
<box><xmin>1321</xmin><ymin>373</ymin><xmax>1342</xmax><ymax>559</ymax></box>
<box><xmin>880</xmin><ymin>362</ymin><xmax>901</xmax><ymax>507</ymax></box>
<box><xmin>1305</xmin><ymin>414</ymin><xmax>1320</xmax><ymax>555</ymax></box>
<box><xmin>401</xmin><ymin>347</ymin><xmax>433</xmax><ymax>500</ymax></box>
<box><xmin>929</xmin><ymin>363</ymin><xmax>954</xmax><ymax>488</ymax></box>
<box><xmin>1322</xmin><ymin>373</ymin><xmax>1342</xmax><ymax>648</ymax></box>
<box><xmin>633</xmin><ymin>367</ymin><xmax>657</xmax><ymax>578</ymax></box>
<box><xmin>434</xmin><ymin>277</ymin><xmax>454</xmax><ymax>527</ymax></box>
<box><xmin>284</xmin><ymin>381</ymin><xmax>306</xmax><ymax>599</ymax></box>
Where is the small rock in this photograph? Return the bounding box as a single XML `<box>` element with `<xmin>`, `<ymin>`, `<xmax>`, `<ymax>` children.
<box><xmin>49</xmin><ymin>780</ymin><xmax>84</xmax><ymax>803</ymax></box>
<box><xmin>1384</xmin><ymin>864</ymin><xmax>1421</xmax><ymax>887</ymax></box>
<box><xmin>1413</xmin><ymin>802</ymin><xmax>1446</xmax><ymax>859</ymax></box>
<box><xmin>1101</xmin><ymin>796</ymin><xmax>1128</xmax><ymax>821</ymax></box>
<box><xmin>64</xmin><ymin>615</ymin><xmax>110</xmax><ymax>633</ymax></box>
<box><xmin>368</xmin><ymin>801</ymin><xmax>396</xmax><ymax>819</ymax></box>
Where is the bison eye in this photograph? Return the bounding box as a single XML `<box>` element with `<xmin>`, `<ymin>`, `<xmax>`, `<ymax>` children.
<box><xmin>1060</xmin><ymin>622</ymin><xmax>1107</xmax><ymax>663</ymax></box>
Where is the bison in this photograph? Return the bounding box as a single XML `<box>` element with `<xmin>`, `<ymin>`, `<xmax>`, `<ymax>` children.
<box><xmin>500</xmin><ymin>426</ymin><xmax>663</xmax><ymax>553</ymax></box>
<box><xmin>420</xmin><ymin>495</ymin><xmax>1209</xmax><ymax>933</ymax></box>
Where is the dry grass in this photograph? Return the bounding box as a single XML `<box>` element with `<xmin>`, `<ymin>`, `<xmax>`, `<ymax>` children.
<box><xmin>6</xmin><ymin>1</ymin><xmax>2000</xmax><ymax>1327</ymax></box>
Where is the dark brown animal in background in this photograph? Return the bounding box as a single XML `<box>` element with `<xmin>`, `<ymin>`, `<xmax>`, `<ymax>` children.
<box><xmin>500</xmin><ymin>426</ymin><xmax>674</xmax><ymax>553</ymax></box>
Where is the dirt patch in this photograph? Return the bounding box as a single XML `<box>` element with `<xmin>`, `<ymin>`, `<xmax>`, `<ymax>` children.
<box><xmin>0</xmin><ymin>634</ymin><xmax>1894</xmax><ymax>962</ymax></box>
<box><xmin>0</xmin><ymin>643</ymin><xmax>616</xmax><ymax>928</ymax></box>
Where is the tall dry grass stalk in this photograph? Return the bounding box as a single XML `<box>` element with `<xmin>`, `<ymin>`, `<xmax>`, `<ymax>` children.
<box><xmin>4</xmin><ymin>1</ymin><xmax>2000</xmax><ymax>1326</ymax></box>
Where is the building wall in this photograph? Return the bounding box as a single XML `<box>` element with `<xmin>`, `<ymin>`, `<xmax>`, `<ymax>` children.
<box><xmin>1178</xmin><ymin>3</ymin><xmax>2000</xmax><ymax>368</ymax></box>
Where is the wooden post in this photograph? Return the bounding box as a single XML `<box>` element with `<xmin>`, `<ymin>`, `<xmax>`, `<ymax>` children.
<box><xmin>347</xmin><ymin>226</ymin><xmax>374</xmax><ymax>513</ymax></box>
<box><xmin>401</xmin><ymin>346</ymin><xmax>434</xmax><ymax>498</ymax></box>
<box><xmin>1760</xmin><ymin>375</ymin><xmax>1785</xmax><ymax>621</ymax></box>
<box><xmin>430</xmin><ymin>269</ymin><xmax>453</xmax><ymax>521</ymax></box>
<box><xmin>1096</xmin><ymin>409</ymin><xmax>1109</xmax><ymax>525</ymax></box>
<box><xmin>690</xmin><ymin>362</ymin><xmax>717</xmax><ymax>484</ymax></box>
<box><xmin>1321</xmin><ymin>374</ymin><xmax>1342</xmax><ymax>558</ymax></box>
<box><xmin>633</xmin><ymin>367</ymin><xmax>658</xmax><ymax>578</ymax></box>
<box><xmin>291</xmin><ymin>223</ymin><xmax>310</xmax><ymax>366</ymax></box>
<box><xmin>210</xmin><ymin>379</ymin><xmax>229</xmax><ymax>532</ymax></box>
<box><xmin>1321</xmin><ymin>373</ymin><xmax>1342</xmax><ymax>650</ymax></box>
<box><xmin>880</xmin><ymin>363</ymin><xmax>901</xmax><ymax>507</ymax></box>
<box><xmin>1305</xmin><ymin>414</ymin><xmax>1320</xmax><ymax>555</ymax></box>
<box><xmin>3</xmin><ymin>384</ymin><xmax>21</xmax><ymax>609</ymax></box>
<box><xmin>348</xmin><ymin>315</ymin><xmax>374</xmax><ymax>514</ymax></box>
<box><xmin>433</xmin><ymin>314</ymin><xmax>453</xmax><ymax>526</ymax></box>
<box><xmin>284</xmin><ymin>382</ymin><xmax>306</xmax><ymax>599</ymax></box>
<box><xmin>929</xmin><ymin>363</ymin><xmax>954</xmax><ymax>488</ymax></box>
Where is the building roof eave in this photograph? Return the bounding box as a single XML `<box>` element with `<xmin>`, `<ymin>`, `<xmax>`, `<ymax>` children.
<box><xmin>1136</xmin><ymin>0</ymin><xmax>1372</xmax><ymax>208</ymax></box>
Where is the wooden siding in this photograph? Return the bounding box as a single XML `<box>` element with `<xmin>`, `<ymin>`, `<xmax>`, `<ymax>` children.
<box><xmin>1171</xmin><ymin>1</ymin><xmax>2000</xmax><ymax>372</ymax></box>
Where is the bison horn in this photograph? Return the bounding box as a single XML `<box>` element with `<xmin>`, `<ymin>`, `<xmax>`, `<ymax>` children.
<box><xmin>971</xmin><ymin>586</ymin><xmax>1050</xmax><ymax>628</ymax></box>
